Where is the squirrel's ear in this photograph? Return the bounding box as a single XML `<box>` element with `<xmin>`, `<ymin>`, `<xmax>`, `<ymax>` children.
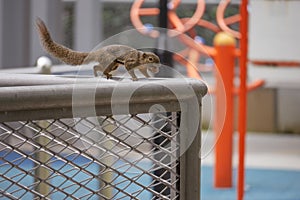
<box><xmin>142</xmin><ymin>52</ymin><xmax>147</xmax><ymax>58</ymax></box>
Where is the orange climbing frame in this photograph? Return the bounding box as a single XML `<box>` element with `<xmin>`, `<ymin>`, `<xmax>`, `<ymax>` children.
<box><xmin>130</xmin><ymin>0</ymin><xmax>205</xmax><ymax>37</ymax></box>
<box><xmin>130</xmin><ymin>1</ymin><xmax>264</xmax><ymax>199</ymax></box>
<box><xmin>213</xmin><ymin>32</ymin><xmax>236</xmax><ymax>188</ymax></box>
<box><xmin>238</xmin><ymin>0</ymin><xmax>248</xmax><ymax>199</ymax></box>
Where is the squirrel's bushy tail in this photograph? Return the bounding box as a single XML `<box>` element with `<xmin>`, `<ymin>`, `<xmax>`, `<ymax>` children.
<box><xmin>35</xmin><ymin>18</ymin><xmax>89</xmax><ymax>65</ymax></box>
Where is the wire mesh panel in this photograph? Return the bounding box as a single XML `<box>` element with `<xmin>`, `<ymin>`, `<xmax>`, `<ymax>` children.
<box><xmin>0</xmin><ymin>113</ymin><xmax>180</xmax><ymax>200</ymax></box>
<box><xmin>0</xmin><ymin>76</ymin><xmax>206</xmax><ymax>200</ymax></box>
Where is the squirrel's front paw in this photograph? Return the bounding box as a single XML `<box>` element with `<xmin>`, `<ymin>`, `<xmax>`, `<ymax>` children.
<box><xmin>132</xmin><ymin>77</ymin><xmax>138</xmax><ymax>81</ymax></box>
<box><xmin>106</xmin><ymin>74</ymin><xmax>112</xmax><ymax>79</ymax></box>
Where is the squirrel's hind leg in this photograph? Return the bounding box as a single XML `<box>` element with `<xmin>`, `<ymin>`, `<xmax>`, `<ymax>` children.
<box><xmin>103</xmin><ymin>62</ymin><xmax>119</xmax><ymax>79</ymax></box>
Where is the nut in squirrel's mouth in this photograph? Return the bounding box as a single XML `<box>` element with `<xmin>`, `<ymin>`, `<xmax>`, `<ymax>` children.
<box><xmin>146</xmin><ymin>63</ymin><xmax>160</xmax><ymax>74</ymax></box>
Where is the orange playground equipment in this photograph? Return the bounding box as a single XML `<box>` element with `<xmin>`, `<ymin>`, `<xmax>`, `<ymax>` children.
<box><xmin>130</xmin><ymin>1</ymin><xmax>265</xmax><ymax>200</ymax></box>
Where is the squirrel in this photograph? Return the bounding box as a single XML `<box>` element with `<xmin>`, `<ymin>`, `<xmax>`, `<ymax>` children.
<box><xmin>35</xmin><ymin>18</ymin><xmax>160</xmax><ymax>80</ymax></box>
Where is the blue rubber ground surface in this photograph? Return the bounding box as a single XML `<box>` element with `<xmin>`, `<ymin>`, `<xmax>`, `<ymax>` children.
<box><xmin>1</xmin><ymin>151</ymin><xmax>300</xmax><ymax>200</ymax></box>
<box><xmin>201</xmin><ymin>165</ymin><xmax>300</xmax><ymax>200</ymax></box>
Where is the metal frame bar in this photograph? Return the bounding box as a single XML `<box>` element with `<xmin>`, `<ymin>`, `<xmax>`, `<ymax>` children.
<box><xmin>0</xmin><ymin>74</ymin><xmax>206</xmax><ymax>122</ymax></box>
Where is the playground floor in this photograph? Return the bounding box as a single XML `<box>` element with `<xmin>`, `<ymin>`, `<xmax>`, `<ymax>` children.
<box><xmin>200</xmin><ymin>65</ymin><xmax>300</xmax><ymax>199</ymax></box>
<box><xmin>201</xmin><ymin>131</ymin><xmax>300</xmax><ymax>200</ymax></box>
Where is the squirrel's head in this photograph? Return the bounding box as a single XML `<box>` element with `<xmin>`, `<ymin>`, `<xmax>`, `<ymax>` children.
<box><xmin>142</xmin><ymin>52</ymin><xmax>160</xmax><ymax>64</ymax></box>
<box><xmin>141</xmin><ymin>52</ymin><xmax>160</xmax><ymax>73</ymax></box>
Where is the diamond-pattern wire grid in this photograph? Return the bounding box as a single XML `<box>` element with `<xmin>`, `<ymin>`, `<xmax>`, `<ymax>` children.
<box><xmin>0</xmin><ymin>112</ymin><xmax>180</xmax><ymax>200</ymax></box>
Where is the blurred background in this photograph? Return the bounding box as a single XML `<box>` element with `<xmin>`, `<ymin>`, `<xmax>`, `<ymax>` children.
<box><xmin>1</xmin><ymin>0</ymin><xmax>300</xmax><ymax>133</ymax></box>
<box><xmin>1</xmin><ymin>1</ymin><xmax>300</xmax><ymax>199</ymax></box>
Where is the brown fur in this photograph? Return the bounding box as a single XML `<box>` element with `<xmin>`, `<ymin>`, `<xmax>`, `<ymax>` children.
<box><xmin>36</xmin><ymin>18</ymin><xmax>88</xmax><ymax>65</ymax></box>
<box><xmin>35</xmin><ymin>18</ymin><xmax>160</xmax><ymax>80</ymax></box>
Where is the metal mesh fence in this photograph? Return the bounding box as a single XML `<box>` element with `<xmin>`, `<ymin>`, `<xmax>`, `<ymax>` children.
<box><xmin>0</xmin><ymin>113</ymin><xmax>180</xmax><ymax>200</ymax></box>
<box><xmin>0</xmin><ymin>75</ymin><xmax>206</xmax><ymax>200</ymax></box>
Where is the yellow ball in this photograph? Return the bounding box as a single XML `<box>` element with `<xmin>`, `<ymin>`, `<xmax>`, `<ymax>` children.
<box><xmin>213</xmin><ymin>32</ymin><xmax>236</xmax><ymax>46</ymax></box>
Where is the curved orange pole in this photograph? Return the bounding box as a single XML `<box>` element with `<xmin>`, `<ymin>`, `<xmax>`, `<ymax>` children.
<box><xmin>197</xmin><ymin>19</ymin><xmax>222</xmax><ymax>33</ymax></box>
<box><xmin>216</xmin><ymin>0</ymin><xmax>241</xmax><ymax>39</ymax></box>
<box><xmin>168</xmin><ymin>0</ymin><xmax>205</xmax><ymax>34</ymax></box>
<box><xmin>180</xmin><ymin>18</ymin><xmax>221</xmax><ymax>35</ymax></box>
<box><xmin>168</xmin><ymin>11</ymin><xmax>186</xmax><ymax>32</ymax></box>
<box><xmin>169</xmin><ymin>0</ymin><xmax>181</xmax><ymax>10</ymax></box>
<box><xmin>130</xmin><ymin>0</ymin><xmax>160</xmax><ymax>37</ymax></box>
<box><xmin>130</xmin><ymin>0</ymin><xmax>145</xmax><ymax>30</ymax></box>
<box><xmin>131</xmin><ymin>0</ymin><xmax>205</xmax><ymax>37</ymax></box>
<box><xmin>169</xmin><ymin>0</ymin><xmax>205</xmax><ymax>32</ymax></box>
<box><xmin>186</xmin><ymin>49</ymin><xmax>202</xmax><ymax>79</ymax></box>
<box><xmin>138</xmin><ymin>8</ymin><xmax>160</xmax><ymax>16</ymax></box>
<box><xmin>176</xmin><ymin>17</ymin><xmax>221</xmax><ymax>57</ymax></box>
<box><xmin>173</xmin><ymin>50</ymin><xmax>215</xmax><ymax>93</ymax></box>
<box><xmin>224</xmin><ymin>14</ymin><xmax>241</xmax><ymax>25</ymax></box>
<box><xmin>178</xmin><ymin>33</ymin><xmax>217</xmax><ymax>56</ymax></box>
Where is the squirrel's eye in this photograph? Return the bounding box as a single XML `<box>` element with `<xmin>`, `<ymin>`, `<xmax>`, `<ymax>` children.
<box><xmin>148</xmin><ymin>57</ymin><xmax>153</xmax><ymax>62</ymax></box>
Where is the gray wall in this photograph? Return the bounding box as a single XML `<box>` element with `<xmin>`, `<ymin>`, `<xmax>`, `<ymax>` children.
<box><xmin>0</xmin><ymin>0</ymin><xmax>30</xmax><ymax>68</ymax></box>
<box><xmin>0</xmin><ymin>0</ymin><xmax>103</xmax><ymax>69</ymax></box>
